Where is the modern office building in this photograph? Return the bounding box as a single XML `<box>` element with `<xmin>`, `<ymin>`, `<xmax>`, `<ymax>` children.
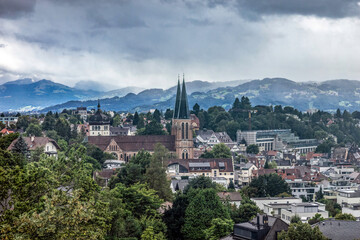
<box><xmin>237</xmin><ymin>129</ymin><xmax>318</xmax><ymax>153</ymax></box>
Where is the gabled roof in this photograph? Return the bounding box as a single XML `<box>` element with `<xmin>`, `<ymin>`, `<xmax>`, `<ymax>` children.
<box><xmin>217</xmin><ymin>192</ymin><xmax>242</xmax><ymax>202</ymax></box>
<box><xmin>7</xmin><ymin>137</ymin><xmax>60</xmax><ymax>151</ymax></box>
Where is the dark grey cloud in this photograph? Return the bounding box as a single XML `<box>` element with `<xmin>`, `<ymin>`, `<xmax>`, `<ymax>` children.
<box><xmin>0</xmin><ymin>0</ymin><xmax>36</xmax><ymax>19</ymax></box>
<box><xmin>1</xmin><ymin>0</ymin><xmax>360</xmax><ymax>88</ymax></box>
<box><xmin>235</xmin><ymin>0</ymin><xmax>360</xmax><ymax>19</ymax></box>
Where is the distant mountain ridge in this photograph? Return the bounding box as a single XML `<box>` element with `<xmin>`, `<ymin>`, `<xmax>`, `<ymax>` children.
<box><xmin>41</xmin><ymin>78</ymin><xmax>360</xmax><ymax>113</ymax></box>
<box><xmin>0</xmin><ymin>78</ymin><xmax>248</xmax><ymax>112</ymax></box>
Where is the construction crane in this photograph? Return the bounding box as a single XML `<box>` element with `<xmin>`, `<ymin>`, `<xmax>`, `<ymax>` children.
<box><xmin>246</xmin><ymin>110</ymin><xmax>257</xmax><ymax>130</ymax></box>
<box><xmin>231</xmin><ymin>108</ymin><xmax>258</xmax><ymax>130</ymax></box>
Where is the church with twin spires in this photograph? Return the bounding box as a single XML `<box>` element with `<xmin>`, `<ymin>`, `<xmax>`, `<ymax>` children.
<box><xmin>88</xmin><ymin>75</ymin><xmax>194</xmax><ymax>161</ymax></box>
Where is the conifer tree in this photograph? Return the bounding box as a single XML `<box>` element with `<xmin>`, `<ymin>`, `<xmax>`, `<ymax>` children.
<box><xmin>12</xmin><ymin>135</ymin><xmax>30</xmax><ymax>158</ymax></box>
<box><xmin>145</xmin><ymin>143</ymin><xmax>172</xmax><ymax>201</ymax></box>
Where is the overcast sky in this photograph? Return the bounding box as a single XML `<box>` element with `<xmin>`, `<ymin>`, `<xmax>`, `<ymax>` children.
<box><xmin>0</xmin><ymin>0</ymin><xmax>360</xmax><ymax>89</ymax></box>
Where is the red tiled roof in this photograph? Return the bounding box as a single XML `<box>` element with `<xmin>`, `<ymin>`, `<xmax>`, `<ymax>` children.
<box><xmin>267</xmin><ymin>150</ymin><xmax>277</xmax><ymax>156</ymax></box>
<box><xmin>88</xmin><ymin>135</ymin><xmax>176</xmax><ymax>152</ymax></box>
<box><xmin>0</xmin><ymin>128</ymin><xmax>14</xmax><ymax>135</ymax></box>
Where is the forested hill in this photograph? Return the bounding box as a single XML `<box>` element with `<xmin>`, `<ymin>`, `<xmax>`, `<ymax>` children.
<box><xmin>42</xmin><ymin>78</ymin><xmax>360</xmax><ymax>113</ymax></box>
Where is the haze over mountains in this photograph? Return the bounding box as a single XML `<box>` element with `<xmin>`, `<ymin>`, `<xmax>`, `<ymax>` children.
<box><xmin>2</xmin><ymin>78</ymin><xmax>360</xmax><ymax>113</ymax></box>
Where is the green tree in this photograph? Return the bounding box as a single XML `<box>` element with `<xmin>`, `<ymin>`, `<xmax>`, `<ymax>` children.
<box><xmin>204</xmin><ymin>218</ymin><xmax>233</xmax><ymax>240</ymax></box>
<box><xmin>164</xmin><ymin>109</ymin><xmax>174</xmax><ymax>120</ymax></box>
<box><xmin>130</xmin><ymin>111</ymin><xmax>138</xmax><ymax>125</ymax></box>
<box><xmin>246</xmin><ymin>144</ymin><xmax>259</xmax><ymax>154</ymax></box>
<box><xmin>112</xmin><ymin>115</ymin><xmax>121</xmax><ymax>127</ymax></box>
<box><xmin>308</xmin><ymin>213</ymin><xmax>325</xmax><ymax>225</ymax></box>
<box><xmin>137</xmin><ymin>121</ymin><xmax>166</xmax><ymax>135</ymax></box>
<box><xmin>334</xmin><ymin>213</ymin><xmax>356</xmax><ymax>221</ymax></box>
<box><xmin>249</xmin><ymin>174</ymin><xmax>291</xmax><ymax>197</ymax></box>
<box><xmin>290</xmin><ymin>215</ymin><xmax>301</xmax><ymax>224</ymax></box>
<box><xmin>184</xmin><ymin>176</ymin><xmax>217</xmax><ymax>193</ymax></box>
<box><xmin>235</xmin><ymin>200</ymin><xmax>260</xmax><ymax>223</ymax></box>
<box><xmin>25</xmin><ymin>123</ymin><xmax>43</xmax><ymax>137</ymax></box>
<box><xmin>192</xmin><ymin>103</ymin><xmax>200</xmax><ymax>116</ymax></box>
<box><xmin>182</xmin><ymin>188</ymin><xmax>230</xmax><ymax>240</ymax></box>
<box><xmin>141</xmin><ymin>226</ymin><xmax>166</xmax><ymax>240</ymax></box>
<box><xmin>16</xmin><ymin>115</ymin><xmax>31</xmax><ymax>129</ymax></box>
<box><xmin>211</xmin><ymin>143</ymin><xmax>232</xmax><ymax>158</ymax></box>
<box><xmin>0</xmin><ymin>132</ymin><xmax>19</xmax><ymax>150</ymax></box>
<box><xmin>153</xmin><ymin>109</ymin><xmax>161</xmax><ymax>123</ymax></box>
<box><xmin>10</xmin><ymin>190</ymin><xmax>111</xmax><ymax>240</ymax></box>
<box><xmin>42</xmin><ymin>112</ymin><xmax>56</xmax><ymax>131</ymax></box>
<box><xmin>12</xmin><ymin>136</ymin><xmax>30</xmax><ymax>158</ymax></box>
<box><xmin>201</xmin><ymin>143</ymin><xmax>232</xmax><ymax>159</ymax></box>
<box><xmin>46</xmin><ymin>130</ymin><xmax>60</xmax><ymax>141</ymax></box>
<box><xmin>278</xmin><ymin>222</ymin><xmax>327</xmax><ymax>240</ymax></box>
<box><xmin>55</xmin><ymin>118</ymin><xmax>71</xmax><ymax>141</ymax></box>
<box><xmin>30</xmin><ymin>147</ymin><xmax>45</xmax><ymax>162</ymax></box>
<box><xmin>110</xmin><ymin>150</ymin><xmax>152</xmax><ymax>188</ymax></box>
<box><xmin>145</xmin><ymin>143</ymin><xmax>172</xmax><ymax>201</ymax></box>
<box><xmin>228</xmin><ymin>179</ymin><xmax>235</xmax><ymax>190</ymax></box>
<box><xmin>163</xmin><ymin>193</ymin><xmax>189</xmax><ymax>240</ymax></box>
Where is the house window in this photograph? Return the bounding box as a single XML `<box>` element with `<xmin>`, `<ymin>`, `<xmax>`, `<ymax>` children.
<box><xmin>185</xmin><ymin>123</ymin><xmax>189</xmax><ymax>139</ymax></box>
<box><xmin>186</xmin><ymin>153</ymin><xmax>188</xmax><ymax>159</ymax></box>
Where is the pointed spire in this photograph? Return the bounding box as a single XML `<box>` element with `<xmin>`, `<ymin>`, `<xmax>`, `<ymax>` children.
<box><xmin>97</xmin><ymin>99</ymin><xmax>100</xmax><ymax>111</ymax></box>
<box><xmin>173</xmin><ymin>75</ymin><xmax>181</xmax><ymax>119</ymax></box>
<box><xmin>177</xmin><ymin>73</ymin><xmax>190</xmax><ymax>119</ymax></box>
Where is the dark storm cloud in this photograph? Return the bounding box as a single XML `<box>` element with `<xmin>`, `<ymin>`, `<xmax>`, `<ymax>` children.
<box><xmin>235</xmin><ymin>0</ymin><xmax>360</xmax><ymax>19</ymax></box>
<box><xmin>0</xmin><ymin>0</ymin><xmax>36</xmax><ymax>19</ymax></box>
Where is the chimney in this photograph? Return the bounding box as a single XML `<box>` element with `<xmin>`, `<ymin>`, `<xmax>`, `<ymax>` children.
<box><xmin>263</xmin><ymin>215</ymin><xmax>269</xmax><ymax>227</ymax></box>
<box><xmin>30</xmin><ymin>135</ymin><xmax>35</xmax><ymax>142</ymax></box>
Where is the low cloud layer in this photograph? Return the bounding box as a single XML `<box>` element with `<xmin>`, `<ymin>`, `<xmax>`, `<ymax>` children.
<box><xmin>0</xmin><ymin>0</ymin><xmax>359</xmax><ymax>89</ymax></box>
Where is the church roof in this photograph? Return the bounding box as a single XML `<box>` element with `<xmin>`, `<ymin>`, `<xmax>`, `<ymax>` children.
<box><xmin>173</xmin><ymin>77</ymin><xmax>181</xmax><ymax>119</ymax></box>
<box><xmin>174</xmin><ymin>74</ymin><xmax>190</xmax><ymax>119</ymax></box>
<box><xmin>89</xmin><ymin>100</ymin><xmax>110</xmax><ymax>125</ymax></box>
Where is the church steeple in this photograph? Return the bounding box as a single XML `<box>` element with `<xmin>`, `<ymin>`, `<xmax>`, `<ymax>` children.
<box><xmin>177</xmin><ymin>74</ymin><xmax>190</xmax><ymax>119</ymax></box>
<box><xmin>97</xmin><ymin>99</ymin><xmax>101</xmax><ymax>111</ymax></box>
<box><xmin>173</xmin><ymin>75</ymin><xmax>181</xmax><ymax>119</ymax></box>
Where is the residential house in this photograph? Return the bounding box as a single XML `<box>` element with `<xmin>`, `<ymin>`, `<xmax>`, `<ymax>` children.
<box><xmin>238</xmin><ymin>162</ymin><xmax>258</xmax><ymax>186</ymax></box>
<box><xmin>93</xmin><ymin>169</ymin><xmax>115</xmax><ymax>187</ymax></box>
<box><xmin>224</xmin><ymin>214</ymin><xmax>288</xmax><ymax>240</ymax></box>
<box><xmin>7</xmin><ymin>136</ymin><xmax>61</xmax><ymax>157</ymax></box>
<box><xmin>170</xmin><ymin>179</ymin><xmax>189</xmax><ymax>193</ymax></box>
<box><xmin>280</xmin><ymin>202</ymin><xmax>328</xmax><ymax>224</ymax></box>
<box><xmin>0</xmin><ymin>128</ymin><xmax>14</xmax><ymax>135</ymax></box>
<box><xmin>251</xmin><ymin>197</ymin><xmax>302</xmax><ymax>211</ymax></box>
<box><xmin>217</xmin><ymin>191</ymin><xmax>242</xmax><ymax>207</ymax></box>
<box><xmin>167</xmin><ymin>158</ymin><xmax>234</xmax><ymax>184</ymax></box>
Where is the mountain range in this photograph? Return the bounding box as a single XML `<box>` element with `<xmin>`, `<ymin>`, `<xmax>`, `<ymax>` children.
<box><xmin>2</xmin><ymin>77</ymin><xmax>360</xmax><ymax>113</ymax></box>
<box><xmin>0</xmin><ymin>78</ymin><xmax>246</xmax><ymax>112</ymax></box>
<box><xmin>39</xmin><ymin>78</ymin><xmax>360</xmax><ymax>113</ymax></box>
